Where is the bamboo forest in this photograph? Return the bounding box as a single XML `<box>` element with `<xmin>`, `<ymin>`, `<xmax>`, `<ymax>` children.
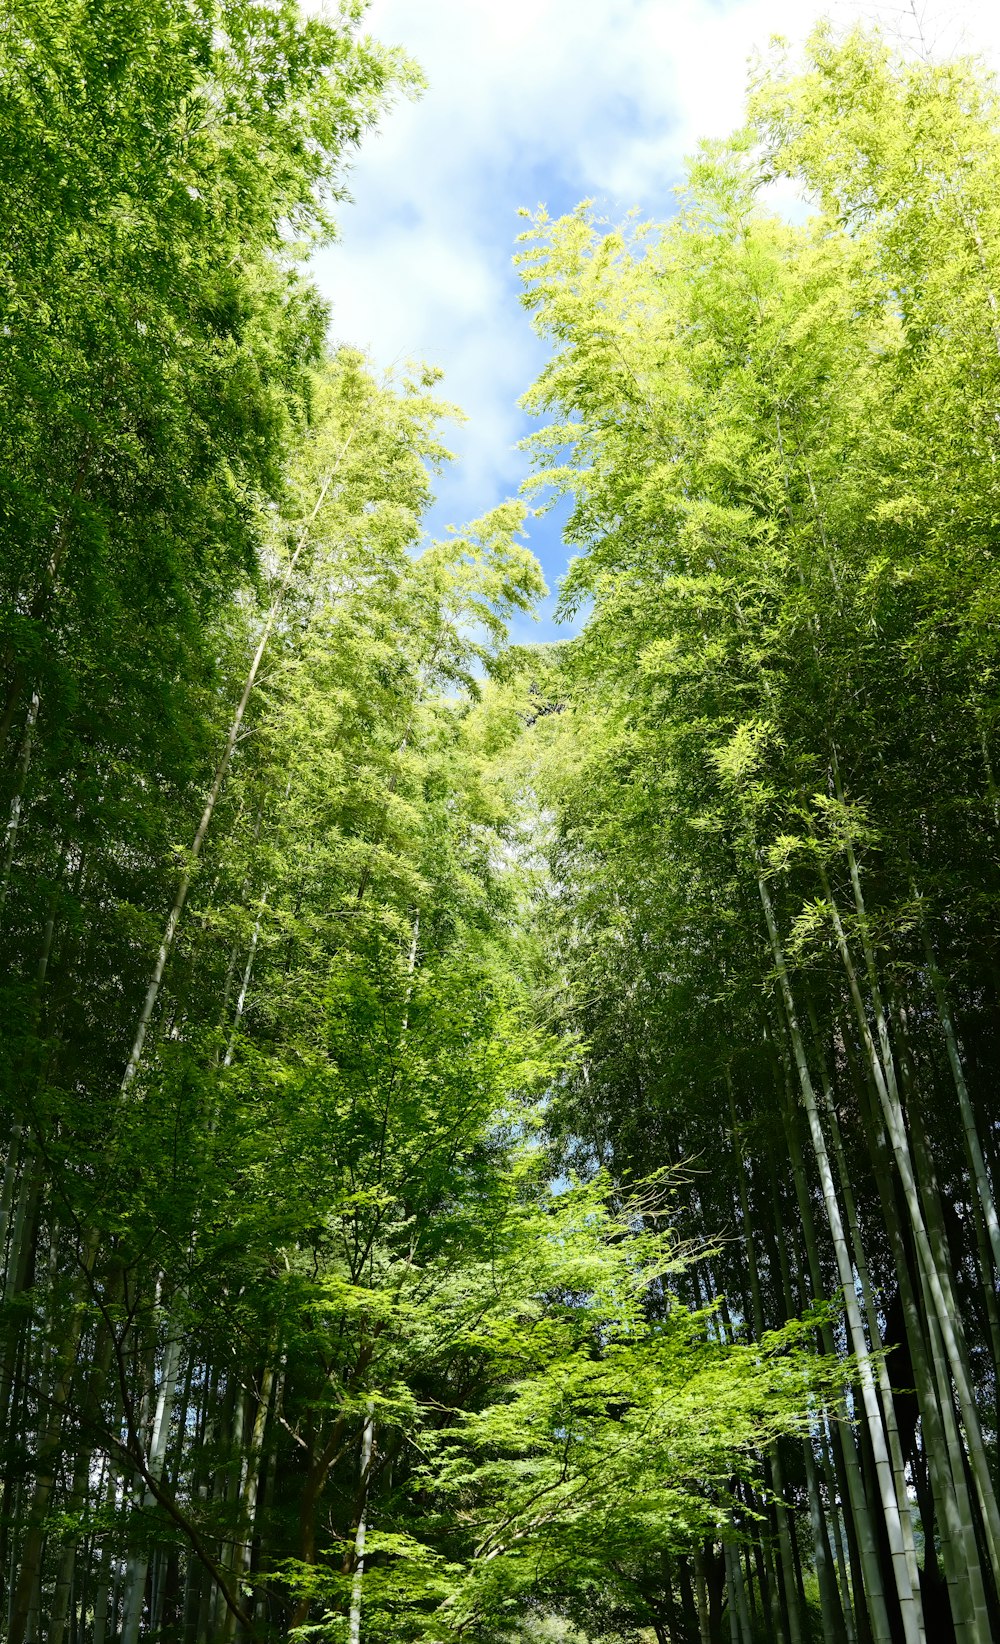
<box><xmin>5</xmin><ymin>1</ymin><xmax>1000</xmax><ymax>1640</ymax></box>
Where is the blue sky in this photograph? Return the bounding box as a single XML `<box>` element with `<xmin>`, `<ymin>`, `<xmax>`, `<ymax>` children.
<box><xmin>310</xmin><ymin>0</ymin><xmax>998</xmax><ymax>643</ymax></box>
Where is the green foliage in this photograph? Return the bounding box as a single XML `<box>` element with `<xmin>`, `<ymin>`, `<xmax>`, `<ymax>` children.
<box><xmin>510</xmin><ymin>20</ymin><xmax>1000</xmax><ymax>1644</ymax></box>
<box><xmin>10</xmin><ymin>10</ymin><xmax>1000</xmax><ymax>1644</ymax></box>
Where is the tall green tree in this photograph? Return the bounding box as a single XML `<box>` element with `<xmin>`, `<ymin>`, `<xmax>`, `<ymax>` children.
<box><xmin>514</xmin><ymin>24</ymin><xmax>1000</xmax><ymax>1644</ymax></box>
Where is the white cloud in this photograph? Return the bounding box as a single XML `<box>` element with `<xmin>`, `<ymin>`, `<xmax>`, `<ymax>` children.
<box><xmin>309</xmin><ymin>0</ymin><xmax>1000</xmax><ymax>622</ymax></box>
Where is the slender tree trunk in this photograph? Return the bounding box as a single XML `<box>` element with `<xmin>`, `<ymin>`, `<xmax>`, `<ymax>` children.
<box><xmin>726</xmin><ymin>1539</ymin><xmax>753</xmax><ymax>1644</ymax></box>
<box><xmin>803</xmin><ymin>997</ymin><xmax>923</xmax><ymax>1606</ymax></box>
<box><xmin>817</xmin><ymin>861</ymin><xmax>1000</xmax><ymax>1586</ymax></box>
<box><xmin>843</xmin><ymin>1021</ymin><xmax>988</xmax><ymax>1643</ymax></box>
<box><xmin>922</xmin><ymin>931</ymin><xmax>1000</xmax><ymax>1278</ymax></box>
<box><xmin>120</xmin><ymin>1327</ymin><xmax>184</xmax><ymax>1644</ymax></box>
<box><xmin>348</xmin><ymin>1401</ymin><xmax>375</xmax><ymax>1644</ymax></box>
<box><xmin>819</xmin><ymin>1420</ymin><xmax>859</xmax><ymax>1644</ymax></box>
<box><xmin>776</xmin><ymin>1168</ymin><xmax>848</xmax><ymax>1644</ymax></box>
<box><xmin>7</xmin><ymin>1268</ymin><xmax>96</xmax><ymax>1644</ymax></box>
<box><xmin>229</xmin><ymin>1364</ymin><xmax>276</xmax><ymax>1644</ymax></box>
<box><xmin>757</xmin><ymin>869</ymin><xmax>921</xmax><ymax>1644</ymax></box>
<box><xmin>222</xmin><ymin>892</ymin><xmax>268</xmax><ymax>1069</ymax></box>
<box><xmin>121</xmin><ymin>439</ymin><xmax>353</xmax><ymax>1094</ymax></box>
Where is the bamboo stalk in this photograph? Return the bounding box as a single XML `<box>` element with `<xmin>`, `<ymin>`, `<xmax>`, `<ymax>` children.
<box><xmin>757</xmin><ymin>868</ymin><xmax>921</xmax><ymax>1644</ymax></box>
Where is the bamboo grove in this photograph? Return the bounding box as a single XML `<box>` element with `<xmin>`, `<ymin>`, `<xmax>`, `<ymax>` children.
<box><xmin>2</xmin><ymin>4</ymin><xmax>1000</xmax><ymax>1643</ymax></box>
<box><xmin>513</xmin><ymin>20</ymin><xmax>1000</xmax><ymax>1644</ymax></box>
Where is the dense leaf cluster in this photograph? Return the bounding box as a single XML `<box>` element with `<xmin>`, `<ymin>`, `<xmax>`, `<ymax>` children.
<box><xmin>0</xmin><ymin>6</ymin><xmax>831</xmax><ymax>1644</ymax></box>
<box><xmin>514</xmin><ymin>22</ymin><xmax>1000</xmax><ymax>1644</ymax></box>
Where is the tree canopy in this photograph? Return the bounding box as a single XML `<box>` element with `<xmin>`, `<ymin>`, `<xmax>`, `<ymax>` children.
<box><xmin>2</xmin><ymin>8</ymin><xmax>1000</xmax><ymax>1644</ymax></box>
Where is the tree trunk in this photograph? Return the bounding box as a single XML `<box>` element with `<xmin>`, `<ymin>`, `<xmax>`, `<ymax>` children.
<box><xmin>348</xmin><ymin>1402</ymin><xmax>376</xmax><ymax>1644</ymax></box>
